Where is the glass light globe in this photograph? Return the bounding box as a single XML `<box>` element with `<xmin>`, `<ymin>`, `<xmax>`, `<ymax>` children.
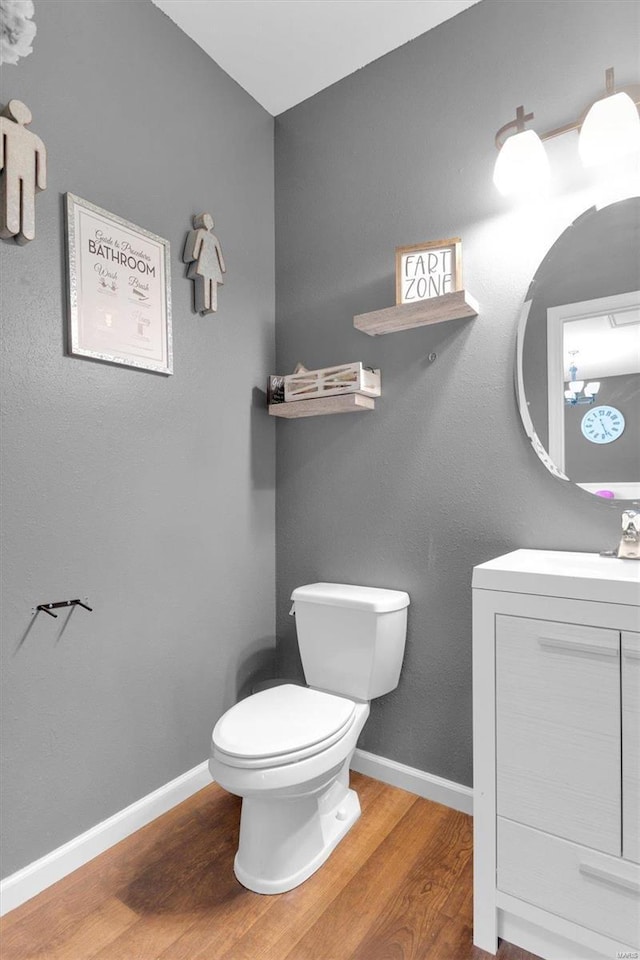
<box><xmin>584</xmin><ymin>381</ymin><xmax>601</xmax><ymax>397</ymax></box>
<box><xmin>493</xmin><ymin>130</ymin><xmax>550</xmax><ymax>196</ymax></box>
<box><xmin>579</xmin><ymin>92</ymin><xmax>640</xmax><ymax>168</ymax></box>
<box><xmin>568</xmin><ymin>380</ymin><xmax>584</xmax><ymax>393</ymax></box>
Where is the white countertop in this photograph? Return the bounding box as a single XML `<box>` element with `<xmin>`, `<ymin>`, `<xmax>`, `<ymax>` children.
<box><xmin>473</xmin><ymin>549</ymin><xmax>640</xmax><ymax>607</ymax></box>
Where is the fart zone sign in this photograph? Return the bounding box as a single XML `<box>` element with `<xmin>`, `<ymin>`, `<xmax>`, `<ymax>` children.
<box><xmin>396</xmin><ymin>237</ymin><xmax>462</xmax><ymax>305</ymax></box>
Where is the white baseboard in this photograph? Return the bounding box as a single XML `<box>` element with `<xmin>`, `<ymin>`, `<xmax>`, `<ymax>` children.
<box><xmin>1</xmin><ymin>751</ymin><xmax>471</xmax><ymax>917</ymax></box>
<box><xmin>351</xmin><ymin>748</ymin><xmax>473</xmax><ymax>815</ymax></box>
<box><xmin>0</xmin><ymin>760</ymin><xmax>211</xmax><ymax>917</ymax></box>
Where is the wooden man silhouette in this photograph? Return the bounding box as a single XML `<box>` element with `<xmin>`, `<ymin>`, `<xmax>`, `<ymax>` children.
<box><xmin>0</xmin><ymin>100</ymin><xmax>47</xmax><ymax>245</ymax></box>
<box><xmin>183</xmin><ymin>213</ymin><xmax>226</xmax><ymax>315</ymax></box>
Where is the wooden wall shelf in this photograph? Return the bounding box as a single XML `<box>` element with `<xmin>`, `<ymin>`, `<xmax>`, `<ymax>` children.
<box><xmin>354</xmin><ymin>289</ymin><xmax>479</xmax><ymax>336</ymax></box>
<box><xmin>268</xmin><ymin>394</ymin><xmax>375</xmax><ymax>419</ymax></box>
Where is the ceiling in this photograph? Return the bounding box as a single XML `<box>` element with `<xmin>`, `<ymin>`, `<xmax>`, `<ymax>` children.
<box><xmin>151</xmin><ymin>0</ymin><xmax>480</xmax><ymax>116</ymax></box>
<box><xmin>564</xmin><ymin>308</ymin><xmax>640</xmax><ymax>380</ymax></box>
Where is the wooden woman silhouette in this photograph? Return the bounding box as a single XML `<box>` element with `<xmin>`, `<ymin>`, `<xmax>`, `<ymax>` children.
<box><xmin>183</xmin><ymin>213</ymin><xmax>226</xmax><ymax>315</ymax></box>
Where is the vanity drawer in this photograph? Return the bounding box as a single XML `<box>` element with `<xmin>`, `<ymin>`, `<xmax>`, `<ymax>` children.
<box><xmin>497</xmin><ymin>817</ymin><xmax>640</xmax><ymax>948</ymax></box>
<box><xmin>496</xmin><ymin>615</ymin><xmax>620</xmax><ymax>853</ymax></box>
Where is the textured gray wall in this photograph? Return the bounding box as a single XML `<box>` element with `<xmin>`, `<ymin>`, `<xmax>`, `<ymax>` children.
<box><xmin>1</xmin><ymin>0</ymin><xmax>275</xmax><ymax>876</ymax></box>
<box><xmin>275</xmin><ymin>0</ymin><xmax>639</xmax><ymax>786</ymax></box>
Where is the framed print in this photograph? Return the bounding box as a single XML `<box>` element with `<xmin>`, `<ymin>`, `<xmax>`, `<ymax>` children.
<box><xmin>66</xmin><ymin>194</ymin><xmax>173</xmax><ymax>374</ymax></box>
<box><xmin>395</xmin><ymin>237</ymin><xmax>462</xmax><ymax>305</ymax></box>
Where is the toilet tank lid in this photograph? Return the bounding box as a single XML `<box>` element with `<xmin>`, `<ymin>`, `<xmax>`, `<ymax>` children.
<box><xmin>291</xmin><ymin>582</ymin><xmax>410</xmax><ymax>613</ymax></box>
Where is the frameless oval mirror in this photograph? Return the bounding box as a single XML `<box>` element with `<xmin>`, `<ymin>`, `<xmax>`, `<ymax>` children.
<box><xmin>516</xmin><ymin>196</ymin><xmax>640</xmax><ymax>506</ymax></box>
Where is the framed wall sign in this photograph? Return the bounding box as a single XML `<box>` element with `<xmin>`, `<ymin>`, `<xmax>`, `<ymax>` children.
<box><xmin>395</xmin><ymin>237</ymin><xmax>462</xmax><ymax>306</ymax></box>
<box><xmin>66</xmin><ymin>194</ymin><xmax>173</xmax><ymax>374</ymax></box>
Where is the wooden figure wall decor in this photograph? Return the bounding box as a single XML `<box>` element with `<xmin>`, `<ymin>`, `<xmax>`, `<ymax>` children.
<box><xmin>0</xmin><ymin>99</ymin><xmax>46</xmax><ymax>244</ymax></box>
<box><xmin>183</xmin><ymin>213</ymin><xmax>226</xmax><ymax>315</ymax></box>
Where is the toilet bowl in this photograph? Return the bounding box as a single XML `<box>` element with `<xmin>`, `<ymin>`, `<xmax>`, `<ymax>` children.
<box><xmin>210</xmin><ymin>684</ymin><xmax>370</xmax><ymax>893</ymax></box>
<box><xmin>210</xmin><ymin>582</ymin><xmax>410</xmax><ymax>894</ymax></box>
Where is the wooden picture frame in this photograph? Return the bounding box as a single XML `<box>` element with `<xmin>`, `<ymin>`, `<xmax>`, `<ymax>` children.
<box><xmin>66</xmin><ymin>193</ymin><xmax>173</xmax><ymax>375</ymax></box>
<box><xmin>395</xmin><ymin>237</ymin><xmax>462</xmax><ymax>306</ymax></box>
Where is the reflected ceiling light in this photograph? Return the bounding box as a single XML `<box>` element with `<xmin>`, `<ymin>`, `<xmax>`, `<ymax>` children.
<box><xmin>494</xmin><ymin>67</ymin><xmax>640</xmax><ymax>195</ymax></box>
<box><xmin>565</xmin><ymin>355</ymin><xmax>600</xmax><ymax>406</ymax></box>
<box><xmin>609</xmin><ymin>306</ymin><xmax>640</xmax><ymax>327</ymax></box>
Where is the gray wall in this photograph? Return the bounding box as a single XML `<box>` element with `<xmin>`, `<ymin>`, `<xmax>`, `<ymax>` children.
<box><xmin>2</xmin><ymin>0</ymin><xmax>638</xmax><ymax>880</ymax></box>
<box><xmin>0</xmin><ymin>0</ymin><xmax>275</xmax><ymax>876</ymax></box>
<box><xmin>275</xmin><ymin>0</ymin><xmax>639</xmax><ymax>786</ymax></box>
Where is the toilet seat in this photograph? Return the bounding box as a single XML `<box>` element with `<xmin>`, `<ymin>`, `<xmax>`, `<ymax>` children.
<box><xmin>213</xmin><ymin>684</ymin><xmax>357</xmax><ymax>769</ymax></box>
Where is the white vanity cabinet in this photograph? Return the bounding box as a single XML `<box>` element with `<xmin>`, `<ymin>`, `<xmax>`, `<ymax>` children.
<box><xmin>473</xmin><ymin>550</ymin><xmax>640</xmax><ymax>960</ymax></box>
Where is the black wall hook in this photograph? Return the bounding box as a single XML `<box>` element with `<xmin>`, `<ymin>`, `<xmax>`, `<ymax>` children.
<box><xmin>36</xmin><ymin>599</ymin><xmax>93</xmax><ymax>619</ymax></box>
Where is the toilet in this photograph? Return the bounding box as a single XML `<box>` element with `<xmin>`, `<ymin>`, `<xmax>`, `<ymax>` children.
<box><xmin>210</xmin><ymin>582</ymin><xmax>410</xmax><ymax>894</ymax></box>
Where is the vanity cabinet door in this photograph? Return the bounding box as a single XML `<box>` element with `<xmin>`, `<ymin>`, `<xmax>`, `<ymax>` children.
<box><xmin>623</xmin><ymin>631</ymin><xmax>640</xmax><ymax>864</ymax></box>
<box><xmin>496</xmin><ymin>615</ymin><xmax>621</xmax><ymax>855</ymax></box>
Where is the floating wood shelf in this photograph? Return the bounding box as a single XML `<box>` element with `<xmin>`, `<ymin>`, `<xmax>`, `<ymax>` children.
<box><xmin>268</xmin><ymin>394</ymin><xmax>375</xmax><ymax>419</ymax></box>
<box><xmin>354</xmin><ymin>289</ymin><xmax>479</xmax><ymax>336</ymax></box>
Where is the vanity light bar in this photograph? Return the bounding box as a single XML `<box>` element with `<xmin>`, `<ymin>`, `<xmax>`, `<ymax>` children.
<box><xmin>493</xmin><ymin>68</ymin><xmax>640</xmax><ymax>195</ymax></box>
<box><xmin>494</xmin><ymin>68</ymin><xmax>640</xmax><ymax>150</ymax></box>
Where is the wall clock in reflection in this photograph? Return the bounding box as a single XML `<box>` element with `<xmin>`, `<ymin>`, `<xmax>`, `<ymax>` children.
<box><xmin>581</xmin><ymin>406</ymin><xmax>625</xmax><ymax>444</ymax></box>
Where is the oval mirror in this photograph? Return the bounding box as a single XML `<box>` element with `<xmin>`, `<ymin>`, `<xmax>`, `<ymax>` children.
<box><xmin>516</xmin><ymin>197</ymin><xmax>640</xmax><ymax>506</ymax></box>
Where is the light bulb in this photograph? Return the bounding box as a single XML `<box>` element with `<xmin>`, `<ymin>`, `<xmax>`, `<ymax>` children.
<box><xmin>579</xmin><ymin>92</ymin><xmax>640</xmax><ymax>168</ymax></box>
<box><xmin>493</xmin><ymin>130</ymin><xmax>550</xmax><ymax>196</ymax></box>
<box><xmin>584</xmin><ymin>381</ymin><xmax>601</xmax><ymax>397</ymax></box>
<box><xmin>569</xmin><ymin>380</ymin><xmax>584</xmax><ymax>393</ymax></box>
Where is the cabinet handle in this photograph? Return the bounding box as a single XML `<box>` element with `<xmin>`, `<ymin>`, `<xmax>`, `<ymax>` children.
<box><xmin>622</xmin><ymin>646</ymin><xmax>640</xmax><ymax>660</ymax></box>
<box><xmin>538</xmin><ymin>636</ymin><xmax>618</xmax><ymax>658</ymax></box>
<box><xmin>579</xmin><ymin>862</ymin><xmax>640</xmax><ymax>895</ymax></box>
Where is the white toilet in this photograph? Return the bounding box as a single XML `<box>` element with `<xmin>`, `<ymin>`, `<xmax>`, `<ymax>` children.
<box><xmin>209</xmin><ymin>582</ymin><xmax>410</xmax><ymax>894</ymax></box>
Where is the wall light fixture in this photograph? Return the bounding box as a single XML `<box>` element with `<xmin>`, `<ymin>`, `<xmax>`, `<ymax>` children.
<box><xmin>493</xmin><ymin>68</ymin><xmax>640</xmax><ymax>196</ymax></box>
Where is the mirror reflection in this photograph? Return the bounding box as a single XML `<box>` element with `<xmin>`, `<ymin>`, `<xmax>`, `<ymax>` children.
<box><xmin>517</xmin><ymin>197</ymin><xmax>640</xmax><ymax>504</ymax></box>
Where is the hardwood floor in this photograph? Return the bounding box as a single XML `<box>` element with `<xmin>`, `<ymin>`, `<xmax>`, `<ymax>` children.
<box><xmin>0</xmin><ymin>773</ymin><xmax>541</xmax><ymax>960</ymax></box>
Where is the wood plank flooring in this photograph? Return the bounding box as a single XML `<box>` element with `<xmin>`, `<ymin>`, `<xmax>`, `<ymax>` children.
<box><xmin>0</xmin><ymin>773</ymin><xmax>541</xmax><ymax>960</ymax></box>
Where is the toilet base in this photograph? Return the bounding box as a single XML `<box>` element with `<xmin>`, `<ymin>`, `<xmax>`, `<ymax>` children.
<box><xmin>233</xmin><ymin>772</ymin><xmax>361</xmax><ymax>894</ymax></box>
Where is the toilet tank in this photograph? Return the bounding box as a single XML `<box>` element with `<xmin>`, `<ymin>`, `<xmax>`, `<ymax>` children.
<box><xmin>290</xmin><ymin>583</ymin><xmax>410</xmax><ymax>701</ymax></box>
